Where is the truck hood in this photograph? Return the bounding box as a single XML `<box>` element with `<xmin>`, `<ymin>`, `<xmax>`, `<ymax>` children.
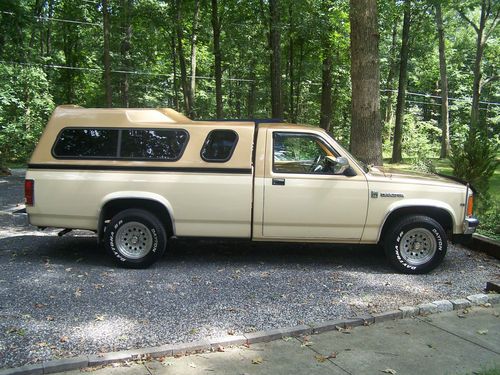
<box><xmin>366</xmin><ymin>166</ymin><xmax>466</xmax><ymax>188</ymax></box>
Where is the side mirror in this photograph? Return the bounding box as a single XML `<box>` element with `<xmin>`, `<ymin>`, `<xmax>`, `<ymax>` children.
<box><xmin>326</xmin><ymin>156</ymin><xmax>350</xmax><ymax>175</ymax></box>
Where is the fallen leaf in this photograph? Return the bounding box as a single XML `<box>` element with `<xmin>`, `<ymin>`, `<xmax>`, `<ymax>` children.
<box><xmin>162</xmin><ymin>361</ymin><xmax>174</xmax><ymax>366</ymax></box>
<box><xmin>188</xmin><ymin>363</ymin><xmax>197</xmax><ymax>368</ymax></box>
<box><xmin>60</xmin><ymin>336</ymin><xmax>69</xmax><ymax>343</ymax></box>
<box><xmin>381</xmin><ymin>369</ymin><xmax>397</xmax><ymax>374</ymax></box>
<box><xmin>252</xmin><ymin>357</ymin><xmax>263</xmax><ymax>365</ymax></box>
<box><xmin>227</xmin><ymin>329</ymin><xmax>235</xmax><ymax>335</ymax></box>
<box><xmin>95</xmin><ymin>315</ymin><xmax>105</xmax><ymax>321</ymax></box>
<box><xmin>282</xmin><ymin>336</ymin><xmax>293</xmax><ymax>342</ymax></box>
<box><xmin>457</xmin><ymin>314</ymin><xmax>467</xmax><ymax>319</ymax></box>
<box><xmin>65</xmin><ymin>268</ymin><xmax>72</xmax><ymax>272</ymax></box>
<box><xmin>477</xmin><ymin>330</ymin><xmax>488</xmax><ymax>335</ymax></box>
<box><xmin>34</xmin><ymin>303</ymin><xmax>45</xmax><ymax>308</ymax></box>
<box><xmin>301</xmin><ymin>341</ymin><xmax>313</xmax><ymax>347</ymax></box>
<box><xmin>216</xmin><ymin>345</ymin><xmax>224</xmax><ymax>352</ymax></box>
<box><xmin>314</xmin><ymin>355</ymin><xmax>327</xmax><ymax>363</ymax></box>
<box><xmin>74</xmin><ymin>288</ymin><xmax>82</xmax><ymax>298</ymax></box>
<box><xmin>46</xmin><ymin>316</ymin><xmax>54</xmax><ymax>321</ymax></box>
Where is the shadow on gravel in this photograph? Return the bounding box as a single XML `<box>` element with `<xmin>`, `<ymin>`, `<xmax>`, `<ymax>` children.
<box><xmin>0</xmin><ymin>234</ymin><xmax>388</xmax><ymax>271</ymax></box>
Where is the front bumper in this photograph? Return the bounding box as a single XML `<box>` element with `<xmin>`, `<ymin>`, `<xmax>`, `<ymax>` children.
<box><xmin>463</xmin><ymin>217</ymin><xmax>479</xmax><ymax>235</ymax></box>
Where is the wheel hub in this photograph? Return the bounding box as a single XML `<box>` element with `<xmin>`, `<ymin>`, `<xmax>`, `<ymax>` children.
<box><xmin>400</xmin><ymin>228</ymin><xmax>437</xmax><ymax>266</ymax></box>
<box><xmin>115</xmin><ymin>222</ymin><xmax>153</xmax><ymax>259</ymax></box>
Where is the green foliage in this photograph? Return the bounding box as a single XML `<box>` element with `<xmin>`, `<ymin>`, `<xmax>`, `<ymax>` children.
<box><xmin>0</xmin><ymin>65</ymin><xmax>54</xmax><ymax>165</ymax></box>
<box><xmin>476</xmin><ymin>195</ymin><xmax>500</xmax><ymax>240</ymax></box>
<box><xmin>449</xmin><ymin>130</ymin><xmax>499</xmax><ymax>195</ymax></box>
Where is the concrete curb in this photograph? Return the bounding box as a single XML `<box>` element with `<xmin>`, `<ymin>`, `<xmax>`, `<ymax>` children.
<box><xmin>1</xmin><ymin>292</ymin><xmax>498</xmax><ymax>375</ymax></box>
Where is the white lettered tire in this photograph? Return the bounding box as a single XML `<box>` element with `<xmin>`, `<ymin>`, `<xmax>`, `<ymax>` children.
<box><xmin>104</xmin><ymin>209</ymin><xmax>166</xmax><ymax>268</ymax></box>
<box><xmin>384</xmin><ymin>215</ymin><xmax>447</xmax><ymax>274</ymax></box>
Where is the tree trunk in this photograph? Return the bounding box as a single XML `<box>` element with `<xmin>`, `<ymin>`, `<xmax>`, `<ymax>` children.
<box><xmin>269</xmin><ymin>0</ymin><xmax>283</xmax><ymax>119</ymax></box>
<box><xmin>349</xmin><ymin>0</ymin><xmax>383</xmax><ymax>166</ymax></box>
<box><xmin>211</xmin><ymin>0</ymin><xmax>223</xmax><ymax>118</ymax></box>
<box><xmin>435</xmin><ymin>2</ymin><xmax>450</xmax><ymax>158</ymax></box>
<box><xmin>171</xmin><ymin>33</ymin><xmax>179</xmax><ymax>111</ymax></box>
<box><xmin>319</xmin><ymin>52</ymin><xmax>333</xmax><ymax>132</ymax></box>
<box><xmin>189</xmin><ymin>0</ymin><xmax>199</xmax><ymax>118</ymax></box>
<box><xmin>175</xmin><ymin>0</ymin><xmax>191</xmax><ymax>115</ymax></box>
<box><xmin>247</xmin><ymin>68</ymin><xmax>256</xmax><ymax>118</ymax></box>
<box><xmin>120</xmin><ymin>0</ymin><xmax>132</xmax><ymax>108</ymax></box>
<box><xmin>383</xmin><ymin>20</ymin><xmax>398</xmax><ymax>124</ymax></box>
<box><xmin>470</xmin><ymin>6</ymin><xmax>487</xmax><ymax>132</ymax></box>
<box><xmin>391</xmin><ymin>0</ymin><xmax>411</xmax><ymax>164</ymax></box>
<box><xmin>287</xmin><ymin>2</ymin><xmax>294</xmax><ymax>121</ymax></box>
<box><xmin>103</xmin><ymin>0</ymin><xmax>112</xmax><ymax>107</ymax></box>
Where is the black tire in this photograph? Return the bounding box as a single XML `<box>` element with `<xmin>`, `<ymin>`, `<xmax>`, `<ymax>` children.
<box><xmin>104</xmin><ymin>209</ymin><xmax>166</xmax><ymax>268</ymax></box>
<box><xmin>384</xmin><ymin>215</ymin><xmax>447</xmax><ymax>274</ymax></box>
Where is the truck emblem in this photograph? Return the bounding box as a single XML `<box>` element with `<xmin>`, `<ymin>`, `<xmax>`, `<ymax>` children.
<box><xmin>380</xmin><ymin>192</ymin><xmax>405</xmax><ymax>198</ymax></box>
<box><xmin>371</xmin><ymin>191</ymin><xmax>379</xmax><ymax>198</ymax></box>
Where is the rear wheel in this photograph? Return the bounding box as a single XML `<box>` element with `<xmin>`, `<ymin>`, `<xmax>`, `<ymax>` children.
<box><xmin>384</xmin><ymin>215</ymin><xmax>447</xmax><ymax>274</ymax></box>
<box><xmin>104</xmin><ymin>209</ymin><xmax>166</xmax><ymax>268</ymax></box>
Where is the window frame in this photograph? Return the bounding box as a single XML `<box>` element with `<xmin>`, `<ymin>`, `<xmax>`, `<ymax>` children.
<box><xmin>51</xmin><ymin>127</ymin><xmax>190</xmax><ymax>162</ymax></box>
<box><xmin>200</xmin><ymin>129</ymin><xmax>239</xmax><ymax>163</ymax></box>
<box><xmin>271</xmin><ymin>131</ymin><xmax>341</xmax><ymax>175</ymax></box>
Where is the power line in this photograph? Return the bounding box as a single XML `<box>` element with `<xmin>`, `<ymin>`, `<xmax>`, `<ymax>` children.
<box><xmin>0</xmin><ymin>11</ymin><xmax>102</xmax><ymax>27</ymax></box>
<box><xmin>0</xmin><ymin>60</ymin><xmax>255</xmax><ymax>83</ymax></box>
<box><xmin>382</xmin><ymin>89</ymin><xmax>500</xmax><ymax>106</ymax></box>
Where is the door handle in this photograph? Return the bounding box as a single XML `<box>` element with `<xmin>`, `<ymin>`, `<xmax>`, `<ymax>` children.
<box><xmin>272</xmin><ymin>178</ymin><xmax>285</xmax><ymax>186</ymax></box>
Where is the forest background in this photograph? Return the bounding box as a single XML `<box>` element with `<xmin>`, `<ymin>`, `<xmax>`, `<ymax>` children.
<box><xmin>0</xmin><ymin>0</ymin><xmax>498</xmax><ymax>238</ymax></box>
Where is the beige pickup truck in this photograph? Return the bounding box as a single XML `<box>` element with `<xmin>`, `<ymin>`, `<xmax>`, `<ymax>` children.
<box><xmin>25</xmin><ymin>105</ymin><xmax>478</xmax><ymax>273</ymax></box>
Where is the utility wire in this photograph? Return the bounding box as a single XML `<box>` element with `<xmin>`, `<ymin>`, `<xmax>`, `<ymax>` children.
<box><xmin>382</xmin><ymin>89</ymin><xmax>500</xmax><ymax>106</ymax></box>
<box><xmin>0</xmin><ymin>11</ymin><xmax>101</xmax><ymax>27</ymax></box>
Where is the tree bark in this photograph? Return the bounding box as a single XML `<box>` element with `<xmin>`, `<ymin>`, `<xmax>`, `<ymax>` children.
<box><xmin>103</xmin><ymin>0</ymin><xmax>112</xmax><ymax>107</ymax></box>
<box><xmin>435</xmin><ymin>2</ymin><xmax>450</xmax><ymax>158</ymax></box>
<box><xmin>189</xmin><ymin>0</ymin><xmax>199</xmax><ymax>118</ymax></box>
<box><xmin>391</xmin><ymin>0</ymin><xmax>411</xmax><ymax>164</ymax></box>
<box><xmin>269</xmin><ymin>0</ymin><xmax>283</xmax><ymax>119</ymax></box>
<box><xmin>211</xmin><ymin>0</ymin><xmax>223</xmax><ymax>118</ymax></box>
<box><xmin>349</xmin><ymin>0</ymin><xmax>382</xmax><ymax>166</ymax></box>
<box><xmin>175</xmin><ymin>0</ymin><xmax>192</xmax><ymax>115</ymax></box>
<box><xmin>288</xmin><ymin>2</ymin><xmax>295</xmax><ymax>122</ymax></box>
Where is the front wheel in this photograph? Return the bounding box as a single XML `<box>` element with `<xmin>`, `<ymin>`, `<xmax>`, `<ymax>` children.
<box><xmin>384</xmin><ymin>215</ymin><xmax>447</xmax><ymax>274</ymax></box>
<box><xmin>104</xmin><ymin>209</ymin><xmax>166</xmax><ymax>268</ymax></box>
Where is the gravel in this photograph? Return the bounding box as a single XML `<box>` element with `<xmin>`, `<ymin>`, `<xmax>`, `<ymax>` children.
<box><xmin>1</xmin><ymin>170</ymin><xmax>499</xmax><ymax>369</ymax></box>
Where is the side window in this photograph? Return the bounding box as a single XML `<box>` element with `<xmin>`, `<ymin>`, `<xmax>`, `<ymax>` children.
<box><xmin>201</xmin><ymin>130</ymin><xmax>238</xmax><ymax>162</ymax></box>
<box><xmin>120</xmin><ymin>129</ymin><xmax>188</xmax><ymax>160</ymax></box>
<box><xmin>53</xmin><ymin>128</ymin><xmax>119</xmax><ymax>158</ymax></box>
<box><xmin>273</xmin><ymin>133</ymin><xmax>335</xmax><ymax>174</ymax></box>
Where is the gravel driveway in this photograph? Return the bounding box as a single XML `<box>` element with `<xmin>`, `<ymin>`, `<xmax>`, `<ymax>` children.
<box><xmin>1</xmin><ymin>170</ymin><xmax>499</xmax><ymax>369</ymax></box>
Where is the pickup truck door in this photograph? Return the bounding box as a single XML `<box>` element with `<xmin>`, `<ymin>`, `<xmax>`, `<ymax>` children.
<box><xmin>260</xmin><ymin>130</ymin><xmax>369</xmax><ymax>241</ymax></box>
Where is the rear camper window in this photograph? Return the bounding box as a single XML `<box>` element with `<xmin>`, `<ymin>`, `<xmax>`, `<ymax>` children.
<box><xmin>53</xmin><ymin>128</ymin><xmax>189</xmax><ymax>161</ymax></box>
<box><xmin>201</xmin><ymin>130</ymin><xmax>238</xmax><ymax>162</ymax></box>
<box><xmin>121</xmin><ymin>129</ymin><xmax>188</xmax><ymax>161</ymax></box>
<box><xmin>53</xmin><ymin>128</ymin><xmax>118</xmax><ymax>158</ymax></box>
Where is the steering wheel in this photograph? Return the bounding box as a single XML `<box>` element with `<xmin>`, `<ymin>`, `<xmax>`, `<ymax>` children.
<box><xmin>309</xmin><ymin>154</ymin><xmax>323</xmax><ymax>173</ymax></box>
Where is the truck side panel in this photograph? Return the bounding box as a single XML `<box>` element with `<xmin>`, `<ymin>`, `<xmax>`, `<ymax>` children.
<box><xmin>26</xmin><ymin>169</ymin><xmax>253</xmax><ymax>238</ymax></box>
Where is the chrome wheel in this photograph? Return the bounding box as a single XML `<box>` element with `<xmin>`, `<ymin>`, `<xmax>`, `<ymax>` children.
<box><xmin>400</xmin><ymin>228</ymin><xmax>437</xmax><ymax>266</ymax></box>
<box><xmin>115</xmin><ymin>221</ymin><xmax>153</xmax><ymax>259</ymax></box>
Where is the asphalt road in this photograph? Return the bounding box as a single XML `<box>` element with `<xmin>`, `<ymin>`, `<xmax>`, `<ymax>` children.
<box><xmin>1</xmin><ymin>170</ymin><xmax>498</xmax><ymax>369</ymax></box>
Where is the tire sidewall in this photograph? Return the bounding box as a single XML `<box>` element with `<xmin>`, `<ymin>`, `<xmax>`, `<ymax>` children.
<box><xmin>386</xmin><ymin>217</ymin><xmax>447</xmax><ymax>274</ymax></box>
<box><xmin>105</xmin><ymin>210</ymin><xmax>166</xmax><ymax>268</ymax></box>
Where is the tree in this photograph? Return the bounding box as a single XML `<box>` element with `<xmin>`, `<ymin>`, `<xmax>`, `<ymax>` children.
<box><xmin>175</xmin><ymin>0</ymin><xmax>192</xmax><ymax>116</ymax></box>
<box><xmin>211</xmin><ymin>0</ymin><xmax>223</xmax><ymax>118</ymax></box>
<box><xmin>190</xmin><ymin>0</ymin><xmax>199</xmax><ymax>117</ymax></box>
<box><xmin>268</xmin><ymin>0</ymin><xmax>283</xmax><ymax>119</ymax></box>
<box><xmin>319</xmin><ymin>0</ymin><xmax>333</xmax><ymax>132</ymax></box>
<box><xmin>349</xmin><ymin>0</ymin><xmax>383</xmax><ymax>165</ymax></box>
<box><xmin>435</xmin><ymin>2</ymin><xmax>450</xmax><ymax>158</ymax></box>
<box><xmin>103</xmin><ymin>0</ymin><xmax>112</xmax><ymax>107</ymax></box>
<box><xmin>457</xmin><ymin>0</ymin><xmax>499</xmax><ymax>133</ymax></box>
<box><xmin>120</xmin><ymin>0</ymin><xmax>132</xmax><ymax>108</ymax></box>
<box><xmin>391</xmin><ymin>0</ymin><xmax>411</xmax><ymax>164</ymax></box>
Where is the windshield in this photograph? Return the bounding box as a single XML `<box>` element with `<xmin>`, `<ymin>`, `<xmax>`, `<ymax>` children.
<box><xmin>325</xmin><ymin>132</ymin><xmax>370</xmax><ymax>173</ymax></box>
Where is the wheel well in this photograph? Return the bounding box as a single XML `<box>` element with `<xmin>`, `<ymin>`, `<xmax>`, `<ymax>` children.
<box><xmin>379</xmin><ymin>206</ymin><xmax>453</xmax><ymax>244</ymax></box>
<box><xmin>99</xmin><ymin>198</ymin><xmax>174</xmax><ymax>240</ymax></box>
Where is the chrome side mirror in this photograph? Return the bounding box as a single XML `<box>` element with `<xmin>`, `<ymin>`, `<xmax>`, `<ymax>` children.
<box><xmin>326</xmin><ymin>156</ymin><xmax>350</xmax><ymax>175</ymax></box>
